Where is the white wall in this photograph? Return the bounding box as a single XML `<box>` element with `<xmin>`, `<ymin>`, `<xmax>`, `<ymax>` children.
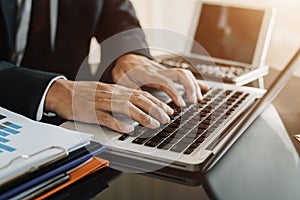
<box><xmin>131</xmin><ymin>0</ymin><xmax>300</xmax><ymax>76</ymax></box>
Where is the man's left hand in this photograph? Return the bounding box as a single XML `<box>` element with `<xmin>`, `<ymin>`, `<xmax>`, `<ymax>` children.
<box><xmin>112</xmin><ymin>54</ymin><xmax>208</xmax><ymax>107</ymax></box>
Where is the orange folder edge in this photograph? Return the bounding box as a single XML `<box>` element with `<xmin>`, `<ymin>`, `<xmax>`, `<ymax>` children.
<box><xmin>35</xmin><ymin>157</ymin><xmax>109</xmax><ymax>200</ymax></box>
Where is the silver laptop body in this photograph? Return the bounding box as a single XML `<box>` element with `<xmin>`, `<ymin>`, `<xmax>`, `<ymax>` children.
<box><xmin>62</xmin><ymin>82</ymin><xmax>265</xmax><ymax>172</ymax></box>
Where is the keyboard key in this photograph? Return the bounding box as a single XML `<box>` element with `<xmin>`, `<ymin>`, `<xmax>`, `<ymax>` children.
<box><xmin>210</xmin><ymin>101</ymin><xmax>220</xmax><ymax>107</ymax></box>
<box><xmin>198</xmin><ymin>102</ymin><xmax>206</xmax><ymax>108</ymax></box>
<box><xmin>176</xmin><ymin>126</ymin><xmax>191</xmax><ymax>133</ymax></box>
<box><xmin>190</xmin><ymin>142</ymin><xmax>201</xmax><ymax>149</ymax></box>
<box><xmin>199</xmin><ymin>110</ymin><xmax>208</xmax><ymax>117</ymax></box>
<box><xmin>199</xmin><ymin>99</ymin><xmax>209</xmax><ymax>104</ymax></box>
<box><xmin>232</xmin><ymin>91</ymin><xmax>243</xmax><ymax>97</ymax></box>
<box><xmin>164</xmin><ymin>126</ymin><xmax>177</xmax><ymax>133</ymax></box>
<box><xmin>118</xmin><ymin>134</ymin><xmax>130</xmax><ymax>141</ymax></box>
<box><xmin>203</xmin><ymin>96</ymin><xmax>212</xmax><ymax>102</ymax></box>
<box><xmin>157</xmin><ymin>142</ymin><xmax>173</xmax><ymax>150</ymax></box>
<box><xmin>212</xmin><ymin>99</ymin><xmax>222</xmax><ymax>105</ymax></box>
<box><xmin>196</xmin><ymin>135</ymin><xmax>205</xmax><ymax>143</ymax></box>
<box><xmin>186</xmin><ymin>119</ymin><xmax>199</xmax><ymax>126</ymax></box>
<box><xmin>198</xmin><ymin>124</ymin><xmax>209</xmax><ymax>130</ymax></box>
<box><xmin>186</xmin><ymin>130</ymin><xmax>200</xmax><ymax>139</ymax></box>
<box><xmin>202</xmin><ymin>119</ymin><xmax>212</xmax><ymax>125</ymax></box>
<box><xmin>181</xmin><ymin>123</ymin><xmax>195</xmax><ymax>129</ymax></box>
<box><xmin>141</xmin><ymin>129</ymin><xmax>160</xmax><ymax>138</ymax></box>
<box><xmin>215</xmin><ymin>118</ymin><xmax>225</xmax><ymax>126</ymax></box>
<box><xmin>236</xmin><ymin>99</ymin><xmax>244</xmax><ymax>104</ymax></box>
<box><xmin>203</xmin><ymin>107</ymin><xmax>213</xmax><ymax>113</ymax></box>
<box><xmin>168</xmin><ymin>101</ymin><xmax>178</xmax><ymax>109</ymax></box>
<box><xmin>241</xmin><ymin>93</ymin><xmax>249</xmax><ymax>100</ymax></box>
<box><xmin>176</xmin><ymin>117</ymin><xmax>189</xmax><ymax>124</ymax></box>
<box><xmin>157</xmin><ymin>131</ymin><xmax>172</xmax><ymax>138</ymax></box>
<box><xmin>180</xmin><ymin>137</ymin><xmax>195</xmax><ymax>144</ymax></box>
<box><xmin>212</xmin><ymin>110</ymin><xmax>224</xmax><ymax>117</ymax></box>
<box><xmin>170</xmin><ymin>114</ymin><xmax>177</xmax><ymax>120</ymax></box>
<box><xmin>206</xmin><ymin>115</ymin><xmax>217</xmax><ymax>124</ymax></box>
<box><xmin>184</xmin><ymin>148</ymin><xmax>195</xmax><ymax>155</ymax></box>
<box><xmin>233</xmin><ymin>104</ymin><xmax>240</xmax><ymax>109</ymax></box>
<box><xmin>130</xmin><ymin>126</ymin><xmax>146</xmax><ymax>137</ymax></box>
<box><xmin>206</xmin><ymin>126</ymin><xmax>217</xmax><ymax>135</ymax></box>
<box><xmin>164</xmin><ymin>137</ymin><xmax>179</xmax><ymax>144</ymax></box>
<box><xmin>173</xmin><ymin>108</ymin><xmax>181</xmax><ymax>116</ymax></box>
<box><xmin>189</xmin><ymin>106</ymin><xmax>199</xmax><ymax>113</ymax></box>
<box><xmin>180</xmin><ymin>112</ymin><xmax>193</xmax><ymax>120</ymax></box>
<box><xmin>145</xmin><ymin>136</ymin><xmax>164</xmax><ymax>147</ymax></box>
<box><xmin>197</xmin><ymin>128</ymin><xmax>206</xmax><ymax>135</ymax></box>
<box><xmin>226</xmin><ymin>98</ymin><xmax>235</xmax><ymax>104</ymax></box>
<box><xmin>170</xmin><ymin>142</ymin><xmax>189</xmax><ymax>152</ymax></box>
<box><xmin>132</xmin><ymin>137</ymin><xmax>148</xmax><ymax>145</ymax></box>
<box><xmin>225</xmin><ymin>90</ymin><xmax>233</xmax><ymax>96</ymax></box>
<box><xmin>169</xmin><ymin>120</ymin><xmax>181</xmax><ymax>128</ymax></box>
<box><xmin>170</xmin><ymin>131</ymin><xmax>186</xmax><ymax>139</ymax></box>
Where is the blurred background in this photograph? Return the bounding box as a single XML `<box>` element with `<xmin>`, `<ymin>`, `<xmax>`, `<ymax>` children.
<box><xmin>130</xmin><ymin>0</ymin><xmax>300</xmax><ymax>76</ymax></box>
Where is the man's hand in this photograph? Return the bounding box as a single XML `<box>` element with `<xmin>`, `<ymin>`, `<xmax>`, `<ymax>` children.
<box><xmin>45</xmin><ymin>79</ymin><xmax>173</xmax><ymax>133</ymax></box>
<box><xmin>112</xmin><ymin>54</ymin><xmax>209</xmax><ymax>107</ymax></box>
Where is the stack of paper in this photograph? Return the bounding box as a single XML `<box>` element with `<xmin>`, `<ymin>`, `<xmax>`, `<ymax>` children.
<box><xmin>0</xmin><ymin>107</ymin><xmax>108</xmax><ymax>199</ymax></box>
<box><xmin>0</xmin><ymin>106</ymin><xmax>91</xmax><ymax>183</ymax></box>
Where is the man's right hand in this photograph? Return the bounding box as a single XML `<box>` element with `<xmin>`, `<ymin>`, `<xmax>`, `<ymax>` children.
<box><xmin>45</xmin><ymin>79</ymin><xmax>173</xmax><ymax>133</ymax></box>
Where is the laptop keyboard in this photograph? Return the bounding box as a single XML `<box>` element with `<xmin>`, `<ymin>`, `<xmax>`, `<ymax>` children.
<box><xmin>118</xmin><ymin>88</ymin><xmax>250</xmax><ymax>155</ymax></box>
<box><xmin>119</xmin><ymin>89</ymin><xmax>249</xmax><ymax>154</ymax></box>
<box><xmin>157</xmin><ymin>56</ymin><xmax>251</xmax><ymax>83</ymax></box>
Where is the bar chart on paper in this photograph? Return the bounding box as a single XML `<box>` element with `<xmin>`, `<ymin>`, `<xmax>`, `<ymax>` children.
<box><xmin>0</xmin><ymin>106</ymin><xmax>92</xmax><ymax>183</ymax></box>
<box><xmin>0</xmin><ymin>114</ymin><xmax>23</xmax><ymax>153</ymax></box>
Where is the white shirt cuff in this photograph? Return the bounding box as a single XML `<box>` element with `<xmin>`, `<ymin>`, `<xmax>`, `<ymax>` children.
<box><xmin>36</xmin><ymin>76</ymin><xmax>67</xmax><ymax>121</ymax></box>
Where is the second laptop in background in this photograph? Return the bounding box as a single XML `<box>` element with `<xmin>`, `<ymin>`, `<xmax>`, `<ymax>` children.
<box><xmin>157</xmin><ymin>1</ymin><xmax>275</xmax><ymax>86</ymax></box>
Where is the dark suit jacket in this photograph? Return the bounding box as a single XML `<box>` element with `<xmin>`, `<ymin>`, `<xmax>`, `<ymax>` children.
<box><xmin>0</xmin><ymin>0</ymin><xmax>151</xmax><ymax>119</ymax></box>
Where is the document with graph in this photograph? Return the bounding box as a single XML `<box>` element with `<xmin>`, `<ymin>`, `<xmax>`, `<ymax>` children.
<box><xmin>0</xmin><ymin>106</ymin><xmax>92</xmax><ymax>184</ymax></box>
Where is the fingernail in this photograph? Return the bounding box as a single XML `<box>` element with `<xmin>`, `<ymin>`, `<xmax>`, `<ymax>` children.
<box><xmin>179</xmin><ymin>97</ymin><xmax>186</xmax><ymax>107</ymax></box>
<box><xmin>123</xmin><ymin>124</ymin><xmax>134</xmax><ymax>133</ymax></box>
<box><xmin>198</xmin><ymin>92</ymin><xmax>203</xmax><ymax>101</ymax></box>
<box><xmin>190</xmin><ymin>93</ymin><xmax>197</xmax><ymax>103</ymax></box>
<box><xmin>162</xmin><ymin>113</ymin><xmax>170</xmax><ymax>124</ymax></box>
<box><xmin>166</xmin><ymin>106</ymin><xmax>174</xmax><ymax>115</ymax></box>
<box><xmin>150</xmin><ymin>119</ymin><xmax>160</xmax><ymax>129</ymax></box>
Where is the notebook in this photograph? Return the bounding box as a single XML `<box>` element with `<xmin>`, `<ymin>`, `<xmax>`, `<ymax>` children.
<box><xmin>157</xmin><ymin>1</ymin><xmax>275</xmax><ymax>86</ymax></box>
<box><xmin>62</xmin><ymin>48</ymin><xmax>299</xmax><ymax>172</ymax></box>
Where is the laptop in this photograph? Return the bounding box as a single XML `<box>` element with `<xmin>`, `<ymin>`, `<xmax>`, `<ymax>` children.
<box><xmin>61</xmin><ymin>48</ymin><xmax>299</xmax><ymax>172</ymax></box>
<box><xmin>157</xmin><ymin>1</ymin><xmax>275</xmax><ymax>86</ymax></box>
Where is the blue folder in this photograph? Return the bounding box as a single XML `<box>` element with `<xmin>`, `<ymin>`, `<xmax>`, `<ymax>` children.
<box><xmin>0</xmin><ymin>143</ymin><xmax>106</xmax><ymax>199</ymax></box>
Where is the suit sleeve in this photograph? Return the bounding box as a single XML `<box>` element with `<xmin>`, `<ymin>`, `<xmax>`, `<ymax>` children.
<box><xmin>0</xmin><ymin>61</ymin><xmax>62</xmax><ymax>120</ymax></box>
<box><xmin>94</xmin><ymin>0</ymin><xmax>153</xmax><ymax>83</ymax></box>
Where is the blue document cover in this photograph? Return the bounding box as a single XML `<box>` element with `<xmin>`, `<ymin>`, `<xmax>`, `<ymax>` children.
<box><xmin>0</xmin><ymin>143</ymin><xmax>106</xmax><ymax>199</ymax></box>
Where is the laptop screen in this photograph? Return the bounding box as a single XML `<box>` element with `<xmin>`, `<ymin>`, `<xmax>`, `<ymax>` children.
<box><xmin>191</xmin><ymin>4</ymin><xmax>265</xmax><ymax>64</ymax></box>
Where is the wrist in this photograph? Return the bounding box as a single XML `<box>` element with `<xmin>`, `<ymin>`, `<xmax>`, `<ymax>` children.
<box><xmin>45</xmin><ymin>79</ymin><xmax>71</xmax><ymax>113</ymax></box>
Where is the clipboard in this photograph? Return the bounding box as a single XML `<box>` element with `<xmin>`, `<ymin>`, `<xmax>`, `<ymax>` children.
<box><xmin>0</xmin><ymin>106</ymin><xmax>92</xmax><ymax>190</ymax></box>
<box><xmin>0</xmin><ymin>146</ymin><xmax>68</xmax><ymax>188</ymax></box>
<box><xmin>0</xmin><ymin>141</ymin><xmax>106</xmax><ymax>193</ymax></box>
<box><xmin>0</xmin><ymin>150</ymin><xmax>91</xmax><ymax>199</ymax></box>
<box><xmin>0</xmin><ymin>142</ymin><xmax>107</xmax><ymax>199</ymax></box>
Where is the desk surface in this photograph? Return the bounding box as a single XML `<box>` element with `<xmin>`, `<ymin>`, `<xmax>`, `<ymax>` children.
<box><xmin>52</xmin><ymin>69</ymin><xmax>300</xmax><ymax>200</ymax></box>
<box><xmin>265</xmin><ymin>70</ymin><xmax>300</xmax><ymax>154</ymax></box>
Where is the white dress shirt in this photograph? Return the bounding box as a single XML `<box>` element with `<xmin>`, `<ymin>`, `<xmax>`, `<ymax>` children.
<box><xmin>16</xmin><ymin>0</ymin><xmax>66</xmax><ymax>121</ymax></box>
